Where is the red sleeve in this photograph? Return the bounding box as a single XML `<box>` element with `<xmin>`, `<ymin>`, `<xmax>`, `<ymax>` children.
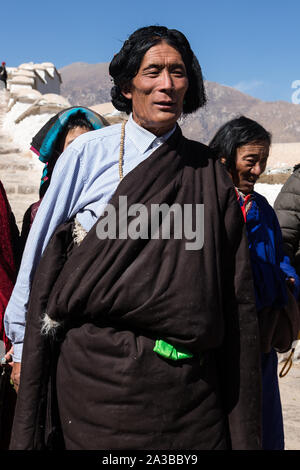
<box><xmin>0</xmin><ymin>181</ymin><xmax>16</xmax><ymax>351</ymax></box>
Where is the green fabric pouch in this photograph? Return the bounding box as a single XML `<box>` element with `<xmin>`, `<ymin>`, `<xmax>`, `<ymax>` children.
<box><xmin>153</xmin><ymin>339</ymin><xmax>194</xmax><ymax>361</ymax></box>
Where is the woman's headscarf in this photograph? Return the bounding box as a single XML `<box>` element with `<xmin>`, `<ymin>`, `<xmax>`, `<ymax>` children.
<box><xmin>30</xmin><ymin>106</ymin><xmax>109</xmax><ymax>196</ymax></box>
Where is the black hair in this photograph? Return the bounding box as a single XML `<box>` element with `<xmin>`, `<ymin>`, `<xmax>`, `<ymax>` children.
<box><xmin>109</xmin><ymin>25</ymin><xmax>206</xmax><ymax>115</ymax></box>
<box><xmin>209</xmin><ymin>116</ymin><xmax>272</xmax><ymax>171</ymax></box>
<box><xmin>57</xmin><ymin>114</ymin><xmax>94</xmax><ymax>154</ymax></box>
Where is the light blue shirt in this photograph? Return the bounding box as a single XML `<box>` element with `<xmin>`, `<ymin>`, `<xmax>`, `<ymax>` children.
<box><xmin>4</xmin><ymin>115</ymin><xmax>176</xmax><ymax>361</ymax></box>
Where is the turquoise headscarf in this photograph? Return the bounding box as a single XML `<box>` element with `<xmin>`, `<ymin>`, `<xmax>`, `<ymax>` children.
<box><xmin>30</xmin><ymin>106</ymin><xmax>108</xmax><ymax>194</ymax></box>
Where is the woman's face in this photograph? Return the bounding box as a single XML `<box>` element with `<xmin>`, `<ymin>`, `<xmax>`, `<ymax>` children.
<box><xmin>63</xmin><ymin>126</ymin><xmax>90</xmax><ymax>151</ymax></box>
<box><xmin>230</xmin><ymin>141</ymin><xmax>269</xmax><ymax>194</ymax></box>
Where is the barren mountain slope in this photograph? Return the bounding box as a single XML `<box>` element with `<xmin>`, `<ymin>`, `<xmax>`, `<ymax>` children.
<box><xmin>60</xmin><ymin>63</ymin><xmax>300</xmax><ymax>144</ymax></box>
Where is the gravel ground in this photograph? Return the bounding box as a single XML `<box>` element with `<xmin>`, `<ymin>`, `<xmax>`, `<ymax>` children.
<box><xmin>279</xmin><ymin>361</ymin><xmax>300</xmax><ymax>450</ymax></box>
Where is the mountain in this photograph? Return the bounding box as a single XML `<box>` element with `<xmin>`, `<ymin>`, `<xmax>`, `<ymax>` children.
<box><xmin>60</xmin><ymin>62</ymin><xmax>300</xmax><ymax>144</ymax></box>
<box><xmin>60</xmin><ymin>62</ymin><xmax>112</xmax><ymax>107</ymax></box>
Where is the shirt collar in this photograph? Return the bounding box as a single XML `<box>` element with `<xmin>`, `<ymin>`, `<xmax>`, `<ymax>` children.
<box><xmin>125</xmin><ymin>114</ymin><xmax>176</xmax><ymax>154</ymax></box>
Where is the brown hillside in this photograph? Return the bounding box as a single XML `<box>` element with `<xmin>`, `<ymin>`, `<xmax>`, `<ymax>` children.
<box><xmin>60</xmin><ymin>63</ymin><xmax>300</xmax><ymax>144</ymax></box>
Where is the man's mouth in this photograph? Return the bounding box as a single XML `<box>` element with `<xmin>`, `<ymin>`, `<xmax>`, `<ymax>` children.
<box><xmin>246</xmin><ymin>177</ymin><xmax>258</xmax><ymax>185</ymax></box>
<box><xmin>154</xmin><ymin>101</ymin><xmax>176</xmax><ymax>109</ymax></box>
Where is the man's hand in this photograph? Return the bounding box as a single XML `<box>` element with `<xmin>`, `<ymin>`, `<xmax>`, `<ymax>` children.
<box><xmin>10</xmin><ymin>362</ymin><xmax>21</xmax><ymax>393</ymax></box>
<box><xmin>5</xmin><ymin>346</ymin><xmax>21</xmax><ymax>393</ymax></box>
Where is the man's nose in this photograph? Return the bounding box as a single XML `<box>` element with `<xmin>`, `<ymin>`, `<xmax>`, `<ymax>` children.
<box><xmin>250</xmin><ymin>162</ymin><xmax>262</xmax><ymax>176</ymax></box>
<box><xmin>159</xmin><ymin>70</ymin><xmax>173</xmax><ymax>90</ymax></box>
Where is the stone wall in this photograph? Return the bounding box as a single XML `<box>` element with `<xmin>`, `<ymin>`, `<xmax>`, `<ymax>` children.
<box><xmin>7</xmin><ymin>62</ymin><xmax>61</xmax><ymax>96</ymax></box>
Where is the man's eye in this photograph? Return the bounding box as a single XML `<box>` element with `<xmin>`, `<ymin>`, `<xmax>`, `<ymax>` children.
<box><xmin>172</xmin><ymin>69</ymin><xmax>185</xmax><ymax>77</ymax></box>
<box><xmin>145</xmin><ymin>69</ymin><xmax>159</xmax><ymax>76</ymax></box>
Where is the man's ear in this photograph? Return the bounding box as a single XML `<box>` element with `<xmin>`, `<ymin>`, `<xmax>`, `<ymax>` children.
<box><xmin>121</xmin><ymin>83</ymin><xmax>132</xmax><ymax>100</ymax></box>
<box><xmin>220</xmin><ymin>157</ymin><xmax>226</xmax><ymax>165</ymax></box>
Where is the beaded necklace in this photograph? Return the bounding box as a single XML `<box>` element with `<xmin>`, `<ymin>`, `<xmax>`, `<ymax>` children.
<box><xmin>119</xmin><ymin>121</ymin><xmax>126</xmax><ymax>181</ymax></box>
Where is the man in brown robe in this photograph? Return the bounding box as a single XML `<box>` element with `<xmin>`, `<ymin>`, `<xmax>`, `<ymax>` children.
<box><xmin>9</xmin><ymin>26</ymin><xmax>261</xmax><ymax>450</ymax></box>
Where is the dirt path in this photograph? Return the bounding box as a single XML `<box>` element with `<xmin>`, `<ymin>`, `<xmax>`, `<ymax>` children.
<box><xmin>279</xmin><ymin>361</ymin><xmax>300</xmax><ymax>450</ymax></box>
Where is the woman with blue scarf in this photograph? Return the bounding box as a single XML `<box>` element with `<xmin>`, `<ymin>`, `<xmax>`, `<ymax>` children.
<box><xmin>20</xmin><ymin>107</ymin><xmax>108</xmax><ymax>250</ymax></box>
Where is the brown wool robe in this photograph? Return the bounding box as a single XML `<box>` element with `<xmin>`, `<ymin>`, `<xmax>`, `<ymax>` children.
<box><xmin>10</xmin><ymin>126</ymin><xmax>262</xmax><ymax>450</ymax></box>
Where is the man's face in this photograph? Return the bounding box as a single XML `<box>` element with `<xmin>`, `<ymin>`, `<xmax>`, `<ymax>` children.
<box><xmin>122</xmin><ymin>41</ymin><xmax>189</xmax><ymax>136</ymax></box>
<box><xmin>230</xmin><ymin>141</ymin><xmax>269</xmax><ymax>195</ymax></box>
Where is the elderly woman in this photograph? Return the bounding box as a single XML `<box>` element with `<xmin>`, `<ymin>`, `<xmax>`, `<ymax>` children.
<box><xmin>209</xmin><ymin>116</ymin><xmax>300</xmax><ymax>450</ymax></box>
<box><xmin>7</xmin><ymin>26</ymin><xmax>261</xmax><ymax>450</ymax></box>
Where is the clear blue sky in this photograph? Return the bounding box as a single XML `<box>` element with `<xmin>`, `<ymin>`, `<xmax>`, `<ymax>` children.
<box><xmin>2</xmin><ymin>0</ymin><xmax>300</xmax><ymax>102</ymax></box>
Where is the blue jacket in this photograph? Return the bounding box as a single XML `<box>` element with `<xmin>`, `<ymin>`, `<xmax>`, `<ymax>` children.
<box><xmin>236</xmin><ymin>190</ymin><xmax>300</xmax><ymax>311</ymax></box>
